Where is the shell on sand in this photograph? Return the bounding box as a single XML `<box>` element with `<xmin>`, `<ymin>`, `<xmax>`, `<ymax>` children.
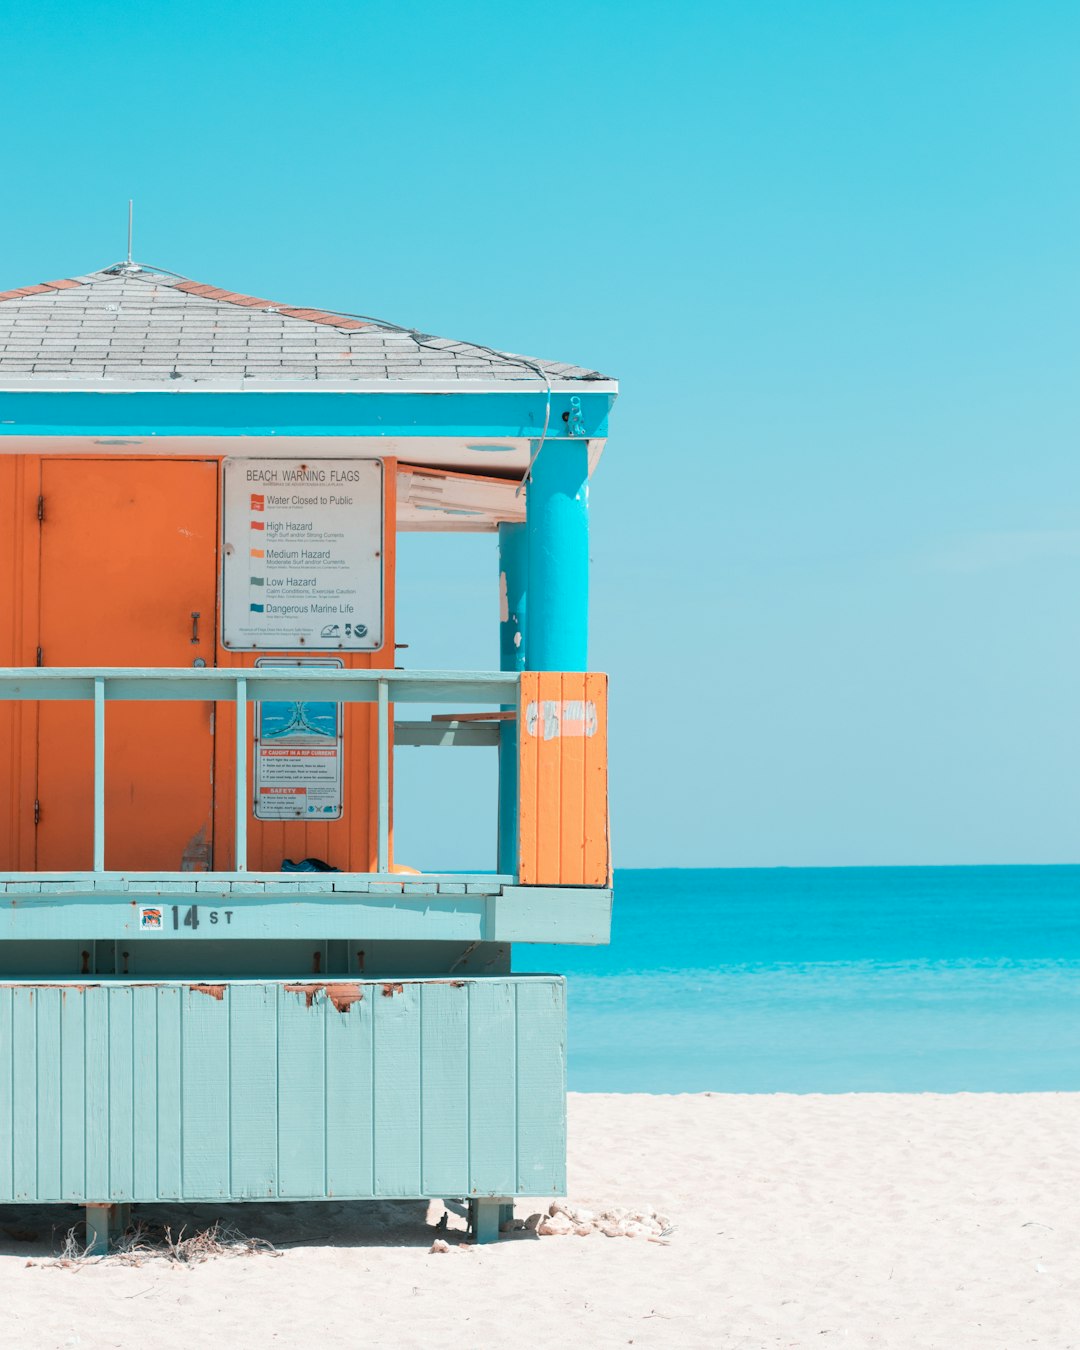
<box><xmin>539</xmin><ymin>1199</ymin><xmax>674</xmax><ymax>1240</ymax></box>
<box><xmin>549</xmin><ymin>1200</ymin><xmax>596</xmax><ymax>1226</ymax></box>
<box><xmin>538</xmin><ymin>1212</ymin><xmax>575</xmax><ymax>1236</ymax></box>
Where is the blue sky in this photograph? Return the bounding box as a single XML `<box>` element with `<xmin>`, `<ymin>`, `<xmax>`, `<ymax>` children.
<box><xmin>0</xmin><ymin>1</ymin><xmax>1076</xmax><ymax>866</ymax></box>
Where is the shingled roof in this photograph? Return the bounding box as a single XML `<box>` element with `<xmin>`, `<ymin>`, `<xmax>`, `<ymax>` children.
<box><xmin>0</xmin><ymin>265</ymin><xmax>613</xmax><ymax>387</ymax></box>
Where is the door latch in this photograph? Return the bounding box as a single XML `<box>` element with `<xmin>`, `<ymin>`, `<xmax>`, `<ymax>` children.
<box><xmin>191</xmin><ymin>611</ymin><xmax>201</xmax><ymax>644</ymax></box>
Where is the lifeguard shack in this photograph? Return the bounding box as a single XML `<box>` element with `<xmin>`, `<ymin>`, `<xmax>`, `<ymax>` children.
<box><xmin>0</xmin><ymin>262</ymin><xmax>615</xmax><ymax>1249</ymax></box>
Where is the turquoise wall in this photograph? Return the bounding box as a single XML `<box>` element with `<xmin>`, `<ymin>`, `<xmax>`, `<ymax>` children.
<box><xmin>0</xmin><ymin>975</ymin><xmax>566</xmax><ymax>1203</ymax></box>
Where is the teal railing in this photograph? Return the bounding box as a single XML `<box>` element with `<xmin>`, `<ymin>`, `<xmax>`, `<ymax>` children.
<box><xmin>0</xmin><ymin>667</ymin><xmax>517</xmax><ymax>876</ymax></box>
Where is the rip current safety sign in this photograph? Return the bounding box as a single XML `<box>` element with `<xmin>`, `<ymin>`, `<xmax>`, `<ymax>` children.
<box><xmin>253</xmin><ymin>659</ymin><xmax>344</xmax><ymax>821</ymax></box>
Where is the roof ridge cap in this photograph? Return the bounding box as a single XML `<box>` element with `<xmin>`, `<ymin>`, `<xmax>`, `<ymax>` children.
<box><xmin>0</xmin><ymin>276</ymin><xmax>87</xmax><ymax>305</ymax></box>
<box><xmin>152</xmin><ymin>271</ymin><xmax>375</xmax><ymax>332</ymax></box>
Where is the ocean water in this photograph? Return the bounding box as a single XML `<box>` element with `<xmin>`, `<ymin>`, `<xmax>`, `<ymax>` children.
<box><xmin>516</xmin><ymin>866</ymin><xmax>1080</xmax><ymax>1093</ymax></box>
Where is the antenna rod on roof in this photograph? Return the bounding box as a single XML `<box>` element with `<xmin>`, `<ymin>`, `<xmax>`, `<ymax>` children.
<box><xmin>127</xmin><ymin>199</ymin><xmax>133</xmax><ymax>265</ymax></box>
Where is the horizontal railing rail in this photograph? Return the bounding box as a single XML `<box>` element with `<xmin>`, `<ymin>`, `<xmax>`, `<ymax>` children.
<box><xmin>0</xmin><ymin>668</ymin><xmax>517</xmax><ymax>704</ymax></box>
<box><xmin>0</xmin><ymin>667</ymin><xmax>519</xmax><ymax>877</ymax></box>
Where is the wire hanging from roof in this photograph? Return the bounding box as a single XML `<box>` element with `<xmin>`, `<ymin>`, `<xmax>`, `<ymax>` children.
<box><xmin>97</xmin><ymin>259</ymin><xmax>561</xmax><ymax>484</ymax></box>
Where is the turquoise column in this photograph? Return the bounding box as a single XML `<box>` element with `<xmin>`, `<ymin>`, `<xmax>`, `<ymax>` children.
<box><xmin>526</xmin><ymin>441</ymin><xmax>589</xmax><ymax>671</ymax></box>
<box><xmin>497</xmin><ymin>522</ymin><xmax>527</xmax><ymax>874</ymax></box>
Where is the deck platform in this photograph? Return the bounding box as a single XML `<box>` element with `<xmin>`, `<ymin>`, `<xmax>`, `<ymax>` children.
<box><xmin>0</xmin><ymin>875</ymin><xmax>612</xmax><ymax>945</ymax></box>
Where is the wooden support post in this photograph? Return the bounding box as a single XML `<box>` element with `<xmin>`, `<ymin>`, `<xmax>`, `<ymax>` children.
<box><xmin>84</xmin><ymin>1202</ymin><xmax>130</xmax><ymax>1255</ymax></box>
<box><xmin>469</xmin><ymin>1197</ymin><xmax>505</xmax><ymax>1244</ymax></box>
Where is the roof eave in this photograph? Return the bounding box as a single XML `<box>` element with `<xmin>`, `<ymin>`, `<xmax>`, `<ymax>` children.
<box><xmin>0</xmin><ymin>377</ymin><xmax>619</xmax><ymax>396</ymax></box>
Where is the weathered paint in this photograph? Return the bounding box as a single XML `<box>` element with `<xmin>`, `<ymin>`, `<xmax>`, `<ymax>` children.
<box><xmin>0</xmin><ymin>976</ymin><xmax>566</xmax><ymax>1203</ymax></box>
<box><xmin>498</xmin><ymin>522</ymin><xmax>528</xmax><ymax>670</ymax></box>
<box><xmin>518</xmin><ymin>672</ymin><xmax>610</xmax><ymax>887</ymax></box>
<box><xmin>282</xmin><ymin>981</ymin><xmax>365</xmax><ymax>1011</ymax></box>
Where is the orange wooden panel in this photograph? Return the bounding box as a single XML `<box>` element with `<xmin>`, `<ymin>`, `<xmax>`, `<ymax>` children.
<box><xmin>517</xmin><ymin>673</ymin><xmax>540</xmax><ymax>884</ymax></box>
<box><xmin>0</xmin><ymin>457</ymin><xmax>40</xmax><ymax>869</ymax></box>
<box><xmin>518</xmin><ymin>671</ymin><xmax>609</xmax><ymax>886</ymax></box>
<box><xmin>36</xmin><ymin>459</ymin><xmax>219</xmax><ymax>870</ymax></box>
<box><xmin>534</xmin><ymin>671</ymin><xmax>563</xmax><ymax>884</ymax></box>
<box><xmin>583</xmin><ymin>672</ymin><xmax>611</xmax><ymax>885</ymax></box>
<box><xmin>559</xmin><ymin>673</ymin><xmax>586</xmax><ymax>885</ymax></box>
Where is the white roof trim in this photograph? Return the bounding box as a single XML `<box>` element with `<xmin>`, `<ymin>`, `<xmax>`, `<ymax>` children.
<box><xmin>0</xmin><ymin>434</ymin><xmax>608</xmax><ymax>480</ymax></box>
<box><xmin>0</xmin><ymin>377</ymin><xmax>619</xmax><ymax>396</ymax></box>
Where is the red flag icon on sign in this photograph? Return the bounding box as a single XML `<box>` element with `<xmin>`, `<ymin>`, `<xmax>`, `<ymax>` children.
<box><xmin>250</xmin><ymin>494</ymin><xmax>265</xmax><ymax>510</ymax></box>
<box><xmin>250</xmin><ymin>520</ymin><xmax>265</xmax><ymax>531</ymax></box>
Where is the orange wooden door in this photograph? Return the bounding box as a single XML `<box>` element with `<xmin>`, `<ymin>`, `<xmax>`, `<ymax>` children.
<box><xmin>0</xmin><ymin>455</ymin><xmax>40</xmax><ymax>871</ymax></box>
<box><xmin>36</xmin><ymin>459</ymin><xmax>218</xmax><ymax>871</ymax></box>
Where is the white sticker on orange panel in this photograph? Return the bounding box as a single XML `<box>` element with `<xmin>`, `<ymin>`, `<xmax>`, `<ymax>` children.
<box><xmin>524</xmin><ymin>699</ymin><xmax>598</xmax><ymax>739</ymax></box>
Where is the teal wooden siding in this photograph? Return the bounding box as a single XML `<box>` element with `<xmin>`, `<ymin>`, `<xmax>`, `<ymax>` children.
<box><xmin>0</xmin><ymin>976</ymin><xmax>566</xmax><ymax>1203</ymax></box>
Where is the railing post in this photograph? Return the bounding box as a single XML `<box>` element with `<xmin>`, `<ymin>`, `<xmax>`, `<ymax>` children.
<box><xmin>377</xmin><ymin>677</ymin><xmax>389</xmax><ymax>874</ymax></box>
<box><xmin>235</xmin><ymin>676</ymin><xmax>248</xmax><ymax>872</ymax></box>
<box><xmin>93</xmin><ymin>676</ymin><xmax>106</xmax><ymax>873</ymax></box>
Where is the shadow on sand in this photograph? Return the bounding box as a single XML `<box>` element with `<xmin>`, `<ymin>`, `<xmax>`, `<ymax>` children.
<box><xmin>0</xmin><ymin>1197</ymin><xmax>502</xmax><ymax>1257</ymax></box>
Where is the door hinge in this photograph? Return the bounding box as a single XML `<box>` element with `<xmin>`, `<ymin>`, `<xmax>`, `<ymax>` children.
<box><xmin>33</xmin><ymin>799</ymin><xmax>40</xmax><ymax>827</ymax></box>
<box><xmin>36</xmin><ymin>495</ymin><xmax>44</xmax><ymax>523</ymax></box>
<box><xmin>35</xmin><ymin>646</ymin><xmax>43</xmax><ymax>667</ymax></box>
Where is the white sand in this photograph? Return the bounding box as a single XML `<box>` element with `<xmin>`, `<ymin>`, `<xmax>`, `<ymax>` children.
<box><xmin>2</xmin><ymin>1092</ymin><xmax>1078</xmax><ymax>1349</ymax></box>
